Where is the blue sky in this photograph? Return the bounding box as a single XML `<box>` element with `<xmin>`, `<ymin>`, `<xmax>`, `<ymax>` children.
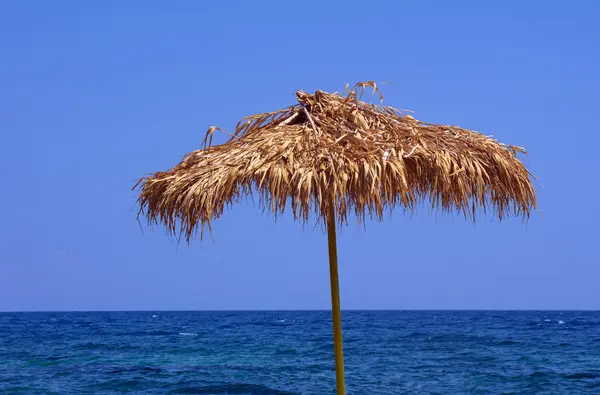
<box><xmin>1</xmin><ymin>1</ymin><xmax>599</xmax><ymax>311</ymax></box>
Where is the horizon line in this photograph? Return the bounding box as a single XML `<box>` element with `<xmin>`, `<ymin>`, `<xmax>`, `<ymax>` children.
<box><xmin>2</xmin><ymin>308</ymin><xmax>599</xmax><ymax>313</ymax></box>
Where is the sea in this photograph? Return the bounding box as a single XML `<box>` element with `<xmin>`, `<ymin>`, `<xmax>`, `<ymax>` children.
<box><xmin>1</xmin><ymin>311</ymin><xmax>599</xmax><ymax>394</ymax></box>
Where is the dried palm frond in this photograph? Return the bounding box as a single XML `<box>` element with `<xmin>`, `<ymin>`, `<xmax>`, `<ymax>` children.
<box><xmin>135</xmin><ymin>81</ymin><xmax>537</xmax><ymax>241</ymax></box>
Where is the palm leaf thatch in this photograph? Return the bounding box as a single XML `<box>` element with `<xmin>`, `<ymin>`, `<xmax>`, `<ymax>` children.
<box><xmin>135</xmin><ymin>82</ymin><xmax>536</xmax><ymax>241</ymax></box>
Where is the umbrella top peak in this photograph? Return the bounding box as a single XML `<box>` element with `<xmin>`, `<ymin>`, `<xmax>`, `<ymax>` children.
<box><xmin>136</xmin><ymin>82</ymin><xmax>536</xmax><ymax>241</ymax></box>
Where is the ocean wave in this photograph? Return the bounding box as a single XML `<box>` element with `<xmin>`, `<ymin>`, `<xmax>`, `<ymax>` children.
<box><xmin>400</xmin><ymin>332</ymin><xmax>428</xmax><ymax>339</ymax></box>
<box><xmin>92</xmin><ymin>378</ymin><xmax>161</xmax><ymax>391</ymax></box>
<box><xmin>312</xmin><ymin>343</ymin><xmax>333</xmax><ymax>352</ymax></box>
<box><xmin>566</xmin><ymin>372</ymin><xmax>600</xmax><ymax>379</ymax></box>
<box><xmin>76</xmin><ymin>342</ymin><xmax>106</xmax><ymax>350</ymax></box>
<box><xmin>4</xmin><ymin>311</ymin><xmax>600</xmax><ymax>393</ymax></box>
<box><xmin>424</xmin><ymin>333</ymin><xmax>495</xmax><ymax>344</ymax></box>
<box><xmin>117</xmin><ymin>330</ymin><xmax>174</xmax><ymax>336</ymax></box>
<box><xmin>46</xmin><ymin>355</ymin><xmax>69</xmax><ymax>361</ymax></box>
<box><xmin>169</xmin><ymin>346</ymin><xmax>210</xmax><ymax>355</ymax></box>
<box><xmin>564</xmin><ymin>319</ymin><xmax>600</xmax><ymax>327</ymax></box>
<box><xmin>169</xmin><ymin>383</ymin><xmax>298</xmax><ymax>394</ymax></box>
<box><xmin>275</xmin><ymin>319</ymin><xmax>304</xmax><ymax>324</ymax></box>
<box><xmin>218</xmin><ymin>323</ymin><xmax>236</xmax><ymax>330</ymax></box>
<box><xmin>495</xmin><ymin>339</ymin><xmax>519</xmax><ymax>346</ymax></box>
<box><xmin>274</xmin><ymin>348</ymin><xmax>298</xmax><ymax>356</ymax></box>
<box><xmin>107</xmin><ymin>366</ymin><xmax>165</xmax><ymax>375</ymax></box>
<box><xmin>529</xmin><ymin>371</ymin><xmax>550</xmax><ymax>378</ymax></box>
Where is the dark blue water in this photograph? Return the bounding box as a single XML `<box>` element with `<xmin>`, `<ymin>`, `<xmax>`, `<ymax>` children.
<box><xmin>1</xmin><ymin>311</ymin><xmax>599</xmax><ymax>394</ymax></box>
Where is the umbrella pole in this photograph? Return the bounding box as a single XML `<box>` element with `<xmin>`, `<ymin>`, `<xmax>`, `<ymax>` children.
<box><xmin>327</xmin><ymin>205</ymin><xmax>346</xmax><ymax>395</ymax></box>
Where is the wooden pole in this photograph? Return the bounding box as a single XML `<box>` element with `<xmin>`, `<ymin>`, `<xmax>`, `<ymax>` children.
<box><xmin>327</xmin><ymin>205</ymin><xmax>346</xmax><ymax>395</ymax></box>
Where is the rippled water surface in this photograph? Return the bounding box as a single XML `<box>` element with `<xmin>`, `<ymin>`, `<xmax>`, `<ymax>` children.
<box><xmin>1</xmin><ymin>311</ymin><xmax>599</xmax><ymax>394</ymax></box>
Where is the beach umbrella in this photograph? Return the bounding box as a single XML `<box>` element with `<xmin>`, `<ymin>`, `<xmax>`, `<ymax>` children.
<box><xmin>135</xmin><ymin>82</ymin><xmax>536</xmax><ymax>394</ymax></box>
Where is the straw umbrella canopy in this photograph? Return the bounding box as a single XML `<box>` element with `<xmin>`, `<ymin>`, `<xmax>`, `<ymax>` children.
<box><xmin>135</xmin><ymin>82</ymin><xmax>536</xmax><ymax>395</ymax></box>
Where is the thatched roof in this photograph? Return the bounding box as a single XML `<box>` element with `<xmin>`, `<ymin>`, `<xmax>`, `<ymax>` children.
<box><xmin>135</xmin><ymin>82</ymin><xmax>536</xmax><ymax>241</ymax></box>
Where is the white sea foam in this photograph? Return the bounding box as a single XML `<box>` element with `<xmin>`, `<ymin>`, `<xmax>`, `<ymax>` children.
<box><xmin>179</xmin><ymin>332</ymin><xmax>198</xmax><ymax>336</ymax></box>
<box><xmin>152</xmin><ymin>315</ymin><xmax>158</xmax><ymax>318</ymax></box>
<box><xmin>544</xmin><ymin>319</ymin><xmax>551</xmax><ymax>322</ymax></box>
<box><xmin>558</xmin><ymin>320</ymin><xmax>565</xmax><ymax>324</ymax></box>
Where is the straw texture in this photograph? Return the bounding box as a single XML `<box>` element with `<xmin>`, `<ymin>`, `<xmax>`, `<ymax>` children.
<box><xmin>135</xmin><ymin>82</ymin><xmax>536</xmax><ymax>241</ymax></box>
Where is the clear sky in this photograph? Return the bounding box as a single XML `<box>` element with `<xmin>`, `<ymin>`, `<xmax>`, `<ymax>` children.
<box><xmin>1</xmin><ymin>1</ymin><xmax>599</xmax><ymax>311</ymax></box>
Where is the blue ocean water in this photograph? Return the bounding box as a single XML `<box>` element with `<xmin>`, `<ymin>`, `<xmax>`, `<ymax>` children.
<box><xmin>1</xmin><ymin>311</ymin><xmax>599</xmax><ymax>394</ymax></box>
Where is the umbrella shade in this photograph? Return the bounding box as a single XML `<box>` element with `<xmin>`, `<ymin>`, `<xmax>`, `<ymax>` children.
<box><xmin>136</xmin><ymin>82</ymin><xmax>535</xmax><ymax>240</ymax></box>
<box><xmin>135</xmin><ymin>82</ymin><xmax>536</xmax><ymax>394</ymax></box>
